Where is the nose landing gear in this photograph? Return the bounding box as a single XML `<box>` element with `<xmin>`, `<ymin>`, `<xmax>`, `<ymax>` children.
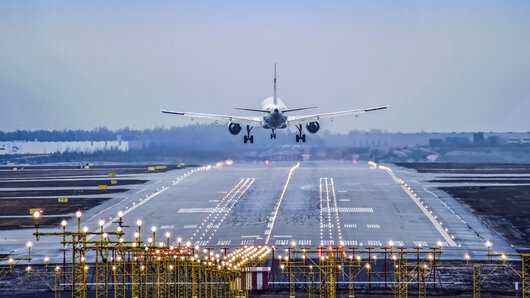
<box><xmin>270</xmin><ymin>129</ymin><xmax>277</xmax><ymax>139</ymax></box>
<box><xmin>295</xmin><ymin>124</ymin><xmax>306</xmax><ymax>143</ymax></box>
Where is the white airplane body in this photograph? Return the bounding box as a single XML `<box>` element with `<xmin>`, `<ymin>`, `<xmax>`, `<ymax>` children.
<box><xmin>161</xmin><ymin>65</ymin><xmax>389</xmax><ymax>143</ymax></box>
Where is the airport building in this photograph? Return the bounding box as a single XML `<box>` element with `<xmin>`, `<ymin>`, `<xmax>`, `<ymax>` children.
<box><xmin>0</xmin><ymin>140</ymin><xmax>128</xmax><ymax>155</ymax></box>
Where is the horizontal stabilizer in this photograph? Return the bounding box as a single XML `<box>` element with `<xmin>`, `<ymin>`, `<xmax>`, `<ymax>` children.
<box><xmin>233</xmin><ymin>107</ymin><xmax>270</xmax><ymax>113</ymax></box>
<box><xmin>283</xmin><ymin>106</ymin><xmax>318</xmax><ymax>113</ymax></box>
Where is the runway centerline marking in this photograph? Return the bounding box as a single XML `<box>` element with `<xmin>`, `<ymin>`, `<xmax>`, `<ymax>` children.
<box><xmin>264</xmin><ymin>162</ymin><xmax>300</xmax><ymax>245</ymax></box>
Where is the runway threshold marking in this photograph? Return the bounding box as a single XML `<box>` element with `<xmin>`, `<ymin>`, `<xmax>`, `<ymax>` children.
<box><xmin>298</xmin><ymin>240</ymin><xmax>311</xmax><ymax>246</ymax></box>
<box><xmin>264</xmin><ymin>163</ymin><xmax>300</xmax><ymax>245</ymax></box>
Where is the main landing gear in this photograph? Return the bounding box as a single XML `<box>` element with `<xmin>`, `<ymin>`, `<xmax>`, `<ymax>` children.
<box><xmin>243</xmin><ymin>125</ymin><xmax>254</xmax><ymax>144</ymax></box>
<box><xmin>270</xmin><ymin>129</ymin><xmax>277</xmax><ymax>139</ymax></box>
<box><xmin>295</xmin><ymin>124</ymin><xmax>306</xmax><ymax>143</ymax></box>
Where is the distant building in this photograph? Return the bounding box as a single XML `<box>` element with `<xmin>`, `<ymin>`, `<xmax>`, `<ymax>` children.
<box><xmin>429</xmin><ymin>139</ymin><xmax>443</xmax><ymax>147</ymax></box>
<box><xmin>445</xmin><ymin>137</ymin><xmax>470</xmax><ymax>146</ymax></box>
<box><xmin>473</xmin><ymin>132</ymin><xmax>484</xmax><ymax>144</ymax></box>
<box><xmin>0</xmin><ymin>141</ymin><xmax>128</xmax><ymax>155</ymax></box>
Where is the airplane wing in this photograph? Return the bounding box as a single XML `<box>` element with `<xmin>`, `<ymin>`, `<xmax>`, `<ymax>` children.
<box><xmin>160</xmin><ymin>109</ymin><xmax>262</xmax><ymax>125</ymax></box>
<box><xmin>287</xmin><ymin>105</ymin><xmax>390</xmax><ymax>125</ymax></box>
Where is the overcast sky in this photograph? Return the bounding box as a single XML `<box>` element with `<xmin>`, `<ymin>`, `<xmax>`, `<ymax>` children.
<box><xmin>1</xmin><ymin>1</ymin><xmax>529</xmax><ymax>133</ymax></box>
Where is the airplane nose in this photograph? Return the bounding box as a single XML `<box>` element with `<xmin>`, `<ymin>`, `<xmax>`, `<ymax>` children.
<box><xmin>274</xmin><ymin>109</ymin><xmax>279</xmax><ymax>113</ymax></box>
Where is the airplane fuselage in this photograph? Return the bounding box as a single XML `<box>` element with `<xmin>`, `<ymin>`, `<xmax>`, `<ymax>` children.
<box><xmin>260</xmin><ymin>97</ymin><xmax>288</xmax><ymax>129</ymax></box>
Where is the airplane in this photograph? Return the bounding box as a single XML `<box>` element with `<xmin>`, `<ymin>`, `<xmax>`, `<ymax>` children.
<box><xmin>161</xmin><ymin>64</ymin><xmax>389</xmax><ymax>144</ymax></box>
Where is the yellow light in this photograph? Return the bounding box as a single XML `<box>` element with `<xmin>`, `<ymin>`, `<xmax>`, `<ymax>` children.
<box><xmin>151</xmin><ymin>226</ymin><xmax>157</xmax><ymax>232</ymax></box>
<box><xmin>117</xmin><ymin>211</ymin><xmax>124</xmax><ymax>218</ymax></box>
<box><xmin>26</xmin><ymin>241</ymin><xmax>32</xmax><ymax>248</ymax></box>
<box><xmin>98</xmin><ymin>219</ymin><xmax>105</xmax><ymax>226</ymax></box>
<box><xmin>76</xmin><ymin>211</ymin><xmax>82</xmax><ymax>218</ymax></box>
<box><xmin>485</xmin><ymin>241</ymin><xmax>492</xmax><ymax>248</ymax></box>
<box><xmin>33</xmin><ymin>211</ymin><xmax>40</xmax><ymax>219</ymax></box>
<box><xmin>136</xmin><ymin>220</ymin><xmax>142</xmax><ymax>226</ymax></box>
<box><xmin>165</xmin><ymin>232</ymin><xmax>171</xmax><ymax>238</ymax></box>
<box><xmin>61</xmin><ymin>220</ymin><xmax>67</xmax><ymax>227</ymax></box>
<box><xmin>83</xmin><ymin>227</ymin><xmax>88</xmax><ymax>233</ymax></box>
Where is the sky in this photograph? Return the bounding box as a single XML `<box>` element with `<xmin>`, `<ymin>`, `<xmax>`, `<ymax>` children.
<box><xmin>0</xmin><ymin>1</ymin><xmax>530</xmax><ymax>133</ymax></box>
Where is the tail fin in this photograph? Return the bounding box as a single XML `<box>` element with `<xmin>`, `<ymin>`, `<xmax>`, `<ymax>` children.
<box><xmin>273</xmin><ymin>63</ymin><xmax>278</xmax><ymax>105</ymax></box>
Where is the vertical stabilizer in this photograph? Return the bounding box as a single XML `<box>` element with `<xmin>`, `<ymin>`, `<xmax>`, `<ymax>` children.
<box><xmin>273</xmin><ymin>63</ymin><xmax>278</xmax><ymax>105</ymax></box>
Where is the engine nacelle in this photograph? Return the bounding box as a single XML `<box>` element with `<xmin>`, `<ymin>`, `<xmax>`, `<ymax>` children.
<box><xmin>305</xmin><ymin>121</ymin><xmax>320</xmax><ymax>134</ymax></box>
<box><xmin>228</xmin><ymin>123</ymin><xmax>242</xmax><ymax>135</ymax></box>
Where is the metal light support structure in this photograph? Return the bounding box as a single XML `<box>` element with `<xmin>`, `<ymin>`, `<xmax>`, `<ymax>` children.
<box><xmin>30</xmin><ymin>211</ymin><xmax>271</xmax><ymax>298</ymax></box>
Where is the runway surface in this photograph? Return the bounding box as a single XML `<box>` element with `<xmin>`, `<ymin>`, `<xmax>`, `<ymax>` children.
<box><xmin>2</xmin><ymin>161</ymin><xmax>514</xmax><ymax>261</ymax></box>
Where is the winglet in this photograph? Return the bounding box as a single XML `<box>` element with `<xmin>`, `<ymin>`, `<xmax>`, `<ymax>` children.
<box><xmin>273</xmin><ymin>63</ymin><xmax>278</xmax><ymax>105</ymax></box>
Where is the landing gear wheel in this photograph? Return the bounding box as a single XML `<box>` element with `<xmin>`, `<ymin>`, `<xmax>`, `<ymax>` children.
<box><xmin>295</xmin><ymin>124</ymin><xmax>306</xmax><ymax>143</ymax></box>
<box><xmin>244</xmin><ymin>125</ymin><xmax>254</xmax><ymax>144</ymax></box>
<box><xmin>270</xmin><ymin>133</ymin><xmax>277</xmax><ymax>139</ymax></box>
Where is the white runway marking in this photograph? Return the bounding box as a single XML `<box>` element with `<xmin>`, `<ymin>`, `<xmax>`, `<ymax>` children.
<box><xmin>191</xmin><ymin>178</ymin><xmax>255</xmax><ymax>243</ymax></box>
<box><xmin>381</xmin><ymin>166</ymin><xmax>457</xmax><ymax>247</ymax></box>
<box><xmin>183</xmin><ymin>225</ymin><xmax>197</xmax><ymax>229</ymax></box>
<box><xmin>414</xmin><ymin>241</ymin><xmax>429</xmax><ymax>247</ymax></box>
<box><xmin>241</xmin><ymin>235</ymin><xmax>260</xmax><ymax>238</ymax></box>
<box><xmin>274</xmin><ymin>235</ymin><xmax>292</xmax><ymax>238</ymax></box>
<box><xmin>264</xmin><ymin>163</ymin><xmax>300</xmax><ymax>244</ymax></box>
<box><xmin>160</xmin><ymin>225</ymin><xmax>174</xmax><ymax>229</ymax></box>
<box><xmin>87</xmin><ymin>186</ymin><xmax>170</xmax><ymax>241</ymax></box>
<box><xmin>208</xmin><ymin>200</ymin><xmax>220</xmax><ymax>203</ymax></box>
<box><xmin>339</xmin><ymin>199</ymin><xmax>350</xmax><ymax>202</ymax></box>
<box><xmin>393</xmin><ymin>240</ymin><xmax>405</xmax><ymax>247</ymax></box>
<box><xmin>241</xmin><ymin>240</ymin><xmax>254</xmax><ymax>245</ymax></box>
<box><xmin>319</xmin><ymin>177</ymin><xmax>343</xmax><ymax>245</ymax></box>
<box><xmin>330</xmin><ymin>178</ymin><xmax>343</xmax><ymax>243</ymax></box>
<box><xmin>367</xmin><ymin>240</ymin><xmax>382</xmax><ymax>246</ymax></box>
<box><xmin>298</xmin><ymin>240</ymin><xmax>311</xmax><ymax>246</ymax></box>
<box><xmin>217</xmin><ymin>240</ymin><xmax>231</xmax><ymax>245</ymax></box>
<box><xmin>275</xmin><ymin>240</ymin><xmax>289</xmax><ymax>246</ymax></box>
<box><xmin>177</xmin><ymin>208</ymin><xmax>227</xmax><ymax>213</ymax></box>
<box><xmin>322</xmin><ymin>240</ymin><xmax>335</xmax><ymax>245</ymax></box>
<box><xmin>194</xmin><ymin>241</ymin><xmax>209</xmax><ymax>246</ymax></box>
<box><xmin>344</xmin><ymin>224</ymin><xmax>357</xmax><ymax>228</ymax></box>
<box><xmin>367</xmin><ymin>224</ymin><xmax>381</xmax><ymax>229</ymax></box>
<box><xmin>336</xmin><ymin>207</ymin><xmax>374</xmax><ymax>213</ymax></box>
<box><xmin>343</xmin><ymin>240</ymin><xmax>357</xmax><ymax>246</ymax></box>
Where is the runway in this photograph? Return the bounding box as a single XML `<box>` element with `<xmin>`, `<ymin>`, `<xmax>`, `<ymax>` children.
<box><xmin>4</xmin><ymin>161</ymin><xmax>514</xmax><ymax>261</ymax></box>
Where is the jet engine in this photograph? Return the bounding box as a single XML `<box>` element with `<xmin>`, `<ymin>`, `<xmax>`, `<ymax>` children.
<box><xmin>228</xmin><ymin>123</ymin><xmax>242</xmax><ymax>135</ymax></box>
<box><xmin>305</xmin><ymin>121</ymin><xmax>320</xmax><ymax>134</ymax></box>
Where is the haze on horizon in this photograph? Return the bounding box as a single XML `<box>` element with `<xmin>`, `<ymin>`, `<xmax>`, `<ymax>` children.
<box><xmin>1</xmin><ymin>1</ymin><xmax>529</xmax><ymax>133</ymax></box>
